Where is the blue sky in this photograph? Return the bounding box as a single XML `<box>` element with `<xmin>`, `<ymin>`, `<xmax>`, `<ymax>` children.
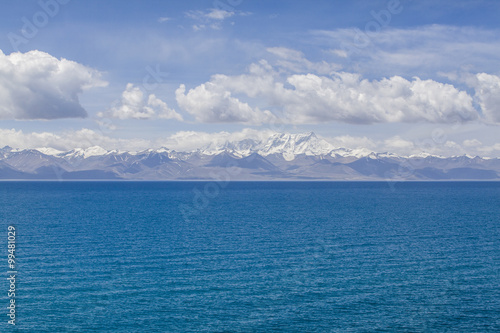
<box><xmin>0</xmin><ymin>0</ymin><xmax>499</xmax><ymax>156</ymax></box>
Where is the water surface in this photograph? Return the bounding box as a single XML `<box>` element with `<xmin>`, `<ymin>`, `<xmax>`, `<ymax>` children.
<box><xmin>1</xmin><ymin>181</ymin><xmax>499</xmax><ymax>332</ymax></box>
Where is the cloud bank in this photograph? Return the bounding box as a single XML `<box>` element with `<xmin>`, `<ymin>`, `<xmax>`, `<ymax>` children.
<box><xmin>0</xmin><ymin>50</ymin><xmax>107</xmax><ymax>120</ymax></box>
<box><xmin>0</xmin><ymin>128</ymin><xmax>148</xmax><ymax>152</ymax></box>
<box><xmin>175</xmin><ymin>60</ymin><xmax>487</xmax><ymax>125</ymax></box>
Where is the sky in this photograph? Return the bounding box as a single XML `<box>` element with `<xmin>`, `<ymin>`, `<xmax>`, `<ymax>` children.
<box><xmin>0</xmin><ymin>0</ymin><xmax>499</xmax><ymax>157</ymax></box>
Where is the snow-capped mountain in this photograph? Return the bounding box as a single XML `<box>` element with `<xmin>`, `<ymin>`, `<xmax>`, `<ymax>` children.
<box><xmin>257</xmin><ymin>132</ymin><xmax>336</xmax><ymax>159</ymax></box>
<box><xmin>197</xmin><ymin>132</ymin><xmax>373</xmax><ymax>160</ymax></box>
<box><xmin>0</xmin><ymin>133</ymin><xmax>499</xmax><ymax>180</ymax></box>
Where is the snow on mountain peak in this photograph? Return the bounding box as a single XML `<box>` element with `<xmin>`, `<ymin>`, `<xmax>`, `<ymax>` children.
<box><xmin>62</xmin><ymin>146</ymin><xmax>109</xmax><ymax>159</ymax></box>
<box><xmin>195</xmin><ymin>132</ymin><xmax>338</xmax><ymax>160</ymax></box>
<box><xmin>13</xmin><ymin>133</ymin><xmax>453</xmax><ymax>161</ymax></box>
<box><xmin>258</xmin><ymin>132</ymin><xmax>335</xmax><ymax>160</ymax></box>
<box><xmin>199</xmin><ymin>138</ymin><xmax>261</xmax><ymax>157</ymax></box>
<box><xmin>34</xmin><ymin>147</ymin><xmax>65</xmax><ymax>156</ymax></box>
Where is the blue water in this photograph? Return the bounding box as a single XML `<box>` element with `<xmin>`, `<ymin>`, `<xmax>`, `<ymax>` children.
<box><xmin>1</xmin><ymin>181</ymin><xmax>499</xmax><ymax>332</ymax></box>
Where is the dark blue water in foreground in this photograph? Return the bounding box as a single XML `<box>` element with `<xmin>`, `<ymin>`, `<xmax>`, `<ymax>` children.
<box><xmin>1</xmin><ymin>181</ymin><xmax>499</xmax><ymax>332</ymax></box>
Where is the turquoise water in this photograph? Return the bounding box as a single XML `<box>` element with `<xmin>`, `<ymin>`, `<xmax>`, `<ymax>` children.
<box><xmin>1</xmin><ymin>181</ymin><xmax>499</xmax><ymax>332</ymax></box>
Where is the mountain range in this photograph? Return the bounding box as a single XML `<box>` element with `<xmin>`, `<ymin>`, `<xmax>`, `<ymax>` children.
<box><xmin>1</xmin><ymin>133</ymin><xmax>499</xmax><ymax>180</ymax></box>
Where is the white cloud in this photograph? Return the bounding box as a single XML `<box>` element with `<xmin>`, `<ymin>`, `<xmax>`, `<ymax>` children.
<box><xmin>0</xmin><ymin>128</ymin><xmax>276</xmax><ymax>153</ymax></box>
<box><xmin>99</xmin><ymin>84</ymin><xmax>182</xmax><ymax>121</ymax></box>
<box><xmin>463</xmin><ymin>139</ymin><xmax>482</xmax><ymax>147</ymax></box>
<box><xmin>477</xmin><ymin>143</ymin><xmax>500</xmax><ymax>156</ymax></box>
<box><xmin>283</xmin><ymin>73</ymin><xmax>476</xmax><ymax>124</ymax></box>
<box><xmin>182</xmin><ymin>61</ymin><xmax>478</xmax><ymax>125</ymax></box>
<box><xmin>376</xmin><ymin>136</ymin><xmax>500</xmax><ymax>158</ymax></box>
<box><xmin>326</xmin><ymin>135</ymin><xmax>377</xmax><ymax>149</ymax></box>
<box><xmin>158</xmin><ymin>128</ymin><xmax>276</xmax><ymax>152</ymax></box>
<box><xmin>467</xmin><ymin>73</ymin><xmax>500</xmax><ymax>123</ymax></box>
<box><xmin>187</xmin><ymin>9</ymin><xmax>234</xmax><ymax>21</ymax></box>
<box><xmin>209</xmin><ymin>60</ymin><xmax>280</xmax><ymax>99</ymax></box>
<box><xmin>147</xmin><ymin>94</ymin><xmax>182</xmax><ymax>120</ymax></box>
<box><xmin>0</xmin><ymin>128</ymin><xmax>149</xmax><ymax>151</ymax></box>
<box><xmin>0</xmin><ymin>49</ymin><xmax>107</xmax><ymax>120</ymax></box>
<box><xmin>185</xmin><ymin>8</ymin><xmax>248</xmax><ymax>31</ymax></box>
<box><xmin>325</xmin><ymin>134</ymin><xmax>500</xmax><ymax>157</ymax></box>
<box><xmin>175</xmin><ymin>83</ymin><xmax>276</xmax><ymax>124</ymax></box>
<box><xmin>185</xmin><ymin>8</ymin><xmax>236</xmax><ymax>30</ymax></box>
<box><xmin>325</xmin><ymin>135</ymin><xmax>422</xmax><ymax>156</ymax></box>
<box><xmin>383</xmin><ymin>136</ymin><xmax>415</xmax><ymax>150</ymax></box>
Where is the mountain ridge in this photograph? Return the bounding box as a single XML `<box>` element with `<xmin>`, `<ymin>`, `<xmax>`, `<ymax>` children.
<box><xmin>1</xmin><ymin>133</ymin><xmax>499</xmax><ymax>180</ymax></box>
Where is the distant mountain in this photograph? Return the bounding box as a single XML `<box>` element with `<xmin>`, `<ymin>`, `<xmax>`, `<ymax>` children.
<box><xmin>0</xmin><ymin>133</ymin><xmax>499</xmax><ymax>180</ymax></box>
<box><xmin>198</xmin><ymin>132</ymin><xmax>369</xmax><ymax>160</ymax></box>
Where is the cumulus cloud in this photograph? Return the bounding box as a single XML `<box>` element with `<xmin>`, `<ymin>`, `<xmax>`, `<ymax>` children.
<box><xmin>179</xmin><ymin>61</ymin><xmax>478</xmax><ymax>125</ymax></box>
<box><xmin>0</xmin><ymin>49</ymin><xmax>107</xmax><ymax>120</ymax></box>
<box><xmin>282</xmin><ymin>73</ymin><xmax>476</xmax><ymax>124</ymax></box>
<box><xmin>467</xmin><ymin>73</ymin><xmax>500</xmax><ymax>123</ymax></box>
<box><xmin>175</xmin><ymin>83</ymin><xmax>276</xmax><ymax>124</ymax></box>
<box><xmin>99</xmin><ymin>84</ymin><xmax>182</xmax><ymax>120</ymax></box>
